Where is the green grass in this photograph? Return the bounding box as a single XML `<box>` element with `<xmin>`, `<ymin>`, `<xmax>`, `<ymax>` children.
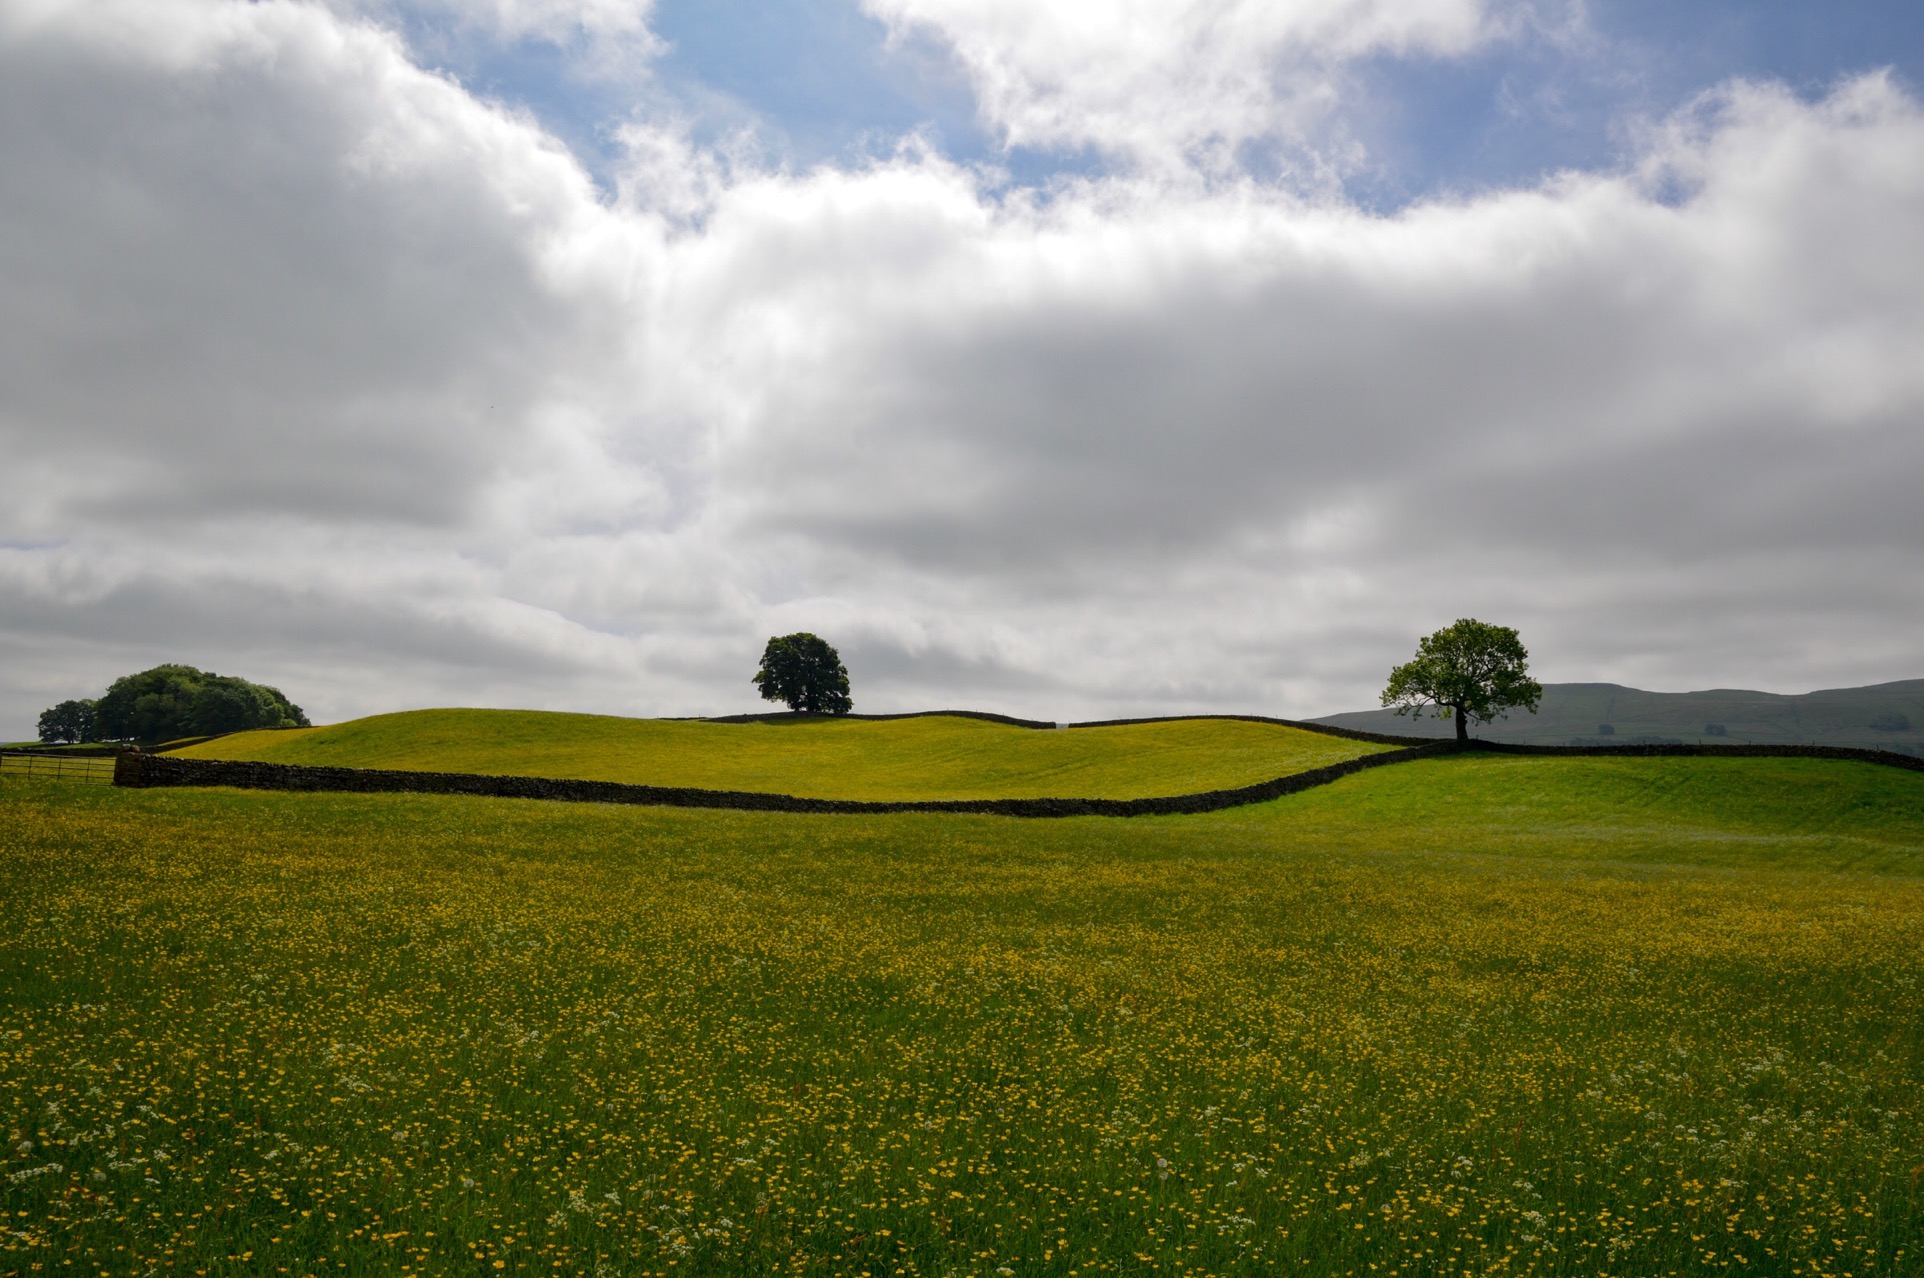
<box><xmin>3</xmin><ymin>753</ymin><xmax>1921</xmax><ymax>1277</ymax></box>
<box><xmin>173</xmin><ymin>709</ymin><xmax>1390</xmax><ymax>800</ymax></box>
<box><xmin>1269</xmin><ymin>752</ymin><xmax>1924</xmax><ymax>874</ymax></box>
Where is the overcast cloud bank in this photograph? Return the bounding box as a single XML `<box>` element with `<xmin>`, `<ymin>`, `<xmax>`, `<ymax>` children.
<box><xmin>2</xmin><ymin>0</ymin><xmax>1921</xmax><ymax>735</ymax></box>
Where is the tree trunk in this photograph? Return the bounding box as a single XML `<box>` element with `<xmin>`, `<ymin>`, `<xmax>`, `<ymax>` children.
<box><xmin>1454</xmin><ymin>706</ymin><xmax>1468</xmax><ymax>741</ymax></box>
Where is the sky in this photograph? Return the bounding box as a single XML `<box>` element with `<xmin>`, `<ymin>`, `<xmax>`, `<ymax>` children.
<box><xmin>2</xmin><ymin>0</ymin><xmax>1922</xmax><ymax>736</ymax></box>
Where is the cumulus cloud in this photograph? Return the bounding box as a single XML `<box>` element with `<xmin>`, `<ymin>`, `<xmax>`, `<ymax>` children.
<box><xmin>0</xmin><ymin>0</ymin><xmax>641</xmax><ymax>529</ymax></box>
<box><xmin>2</xmin><ymin>0</ymin><xmax>1922</xmax><ymax>737</ymax></box>
<box><xmin>0</xmin><ymin>0</ymin><xmax>665</xmax><ymax>722</ymax></box>
<box><xmin>860</xmin><ymin>0</ymin><xmax>1517</xmax><ymax>173</ymax></box>
<box><xmin>649</xmin><ymin>73</ymin><xmax>1924</xmax><ymax>565</ymax></box>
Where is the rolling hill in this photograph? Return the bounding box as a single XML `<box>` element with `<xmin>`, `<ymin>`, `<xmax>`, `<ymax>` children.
<box><xmin>169</xmin><ymin>707</ymin><xmax>1390</xmax><ymax>801</ymax></box>
<box><xmin>1313</xmin><ymin>678</ymin><xmax>1924</xmax><ymax>752</ymax></box>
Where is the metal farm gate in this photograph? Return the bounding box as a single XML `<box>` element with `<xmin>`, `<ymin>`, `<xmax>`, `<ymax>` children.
<box><xmin>0</xmin><ymin>751</ymin><xmax>118</xmax><ymax>784</ymax></box>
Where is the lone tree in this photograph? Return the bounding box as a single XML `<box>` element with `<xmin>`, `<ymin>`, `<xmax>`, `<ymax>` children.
<box><xmin>1381</xmin><ymin>618</ymin><xmax>1542</xmax><ymax>741</ymax></box>
<box><xmin>753</xmin><ymin>633</ymin><xmax>853</xmax><ymax>714</ymax></box>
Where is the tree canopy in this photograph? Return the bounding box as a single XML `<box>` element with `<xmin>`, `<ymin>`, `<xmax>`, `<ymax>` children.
<box><xmin>90</xmin><ymin>664</ymin><xmax>310</xmax><ymax>743</ymax></box>
<box><xmin>752</xmin><ymin>633</ymin><xmax>853</xmax><ymax>715</ymax></box>
<box><xmin>36</xmin><ymin>699</ymin><xmax>99</xmax><ymax>745</ymax></box>
<box><xmin>1381</xmin><ymin>619</ymin><xmax>1543</xmax><ymax>741</ymax></box>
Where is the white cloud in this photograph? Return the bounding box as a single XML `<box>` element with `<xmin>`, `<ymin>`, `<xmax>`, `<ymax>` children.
<box><xmin>860</xmin><ymin>0</ymin><xmax>1509</xmax><ymax>173</ymax></box>
<box><xmin>648</xmin><ymin>75</ymin><xmax>1924</xmax><ymax>566</ymax></box>
<box><xmin>2</xmin><ymin>0</ymin><xmax>1922</xmax><ymax>737</ymax></box>
<box><xmin>0</xmin><ymin>0</ymin><xmax>644</xmax><ymax>529</ymax></box>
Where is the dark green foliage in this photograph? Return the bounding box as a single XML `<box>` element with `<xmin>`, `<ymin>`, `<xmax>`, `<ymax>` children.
<box><xmin>1381</xmin><ymin>618</ymin><xmax>1543</xmax><ymax>741</ymax></box>
<box><xmin>752</xmin><ymin>633</ymin><xmax>853</xmax><ymax>714</ymax></box>
<box><xmin>1871</xmin><ymin>712</ymin><xmax>1912</xmax><ymax>731</ymax></box>
<box><xmin>36</xmin><ymin>698</ymin><xmax>99</xmax><ymax>745</ymax></box>
<box><xmin>92</xmin><ymin>664</ymin><xmax>310</xmax><ymax>743</ymax></box>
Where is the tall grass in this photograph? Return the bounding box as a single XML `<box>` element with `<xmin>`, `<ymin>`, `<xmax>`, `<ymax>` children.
<box><xmin>2</xmin><ymin>754</ymin><xmax>1921</xmax><ymax>1277</ymax></box>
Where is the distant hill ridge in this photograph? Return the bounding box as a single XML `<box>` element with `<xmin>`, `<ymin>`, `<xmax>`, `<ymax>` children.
<box><xmin>1312</xmin><ymin>679</ymin><xmax>1924</xmax><ymax>754</ymax></box>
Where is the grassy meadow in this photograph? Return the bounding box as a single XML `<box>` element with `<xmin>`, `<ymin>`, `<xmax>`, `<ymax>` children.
<box><xmin>3</xmin><ymin>749</ymin><xmax>1923</xmax><ymax>1278</ymax></box>
<box><xmin>170</xmin><ymin>711</ymin><xmax>1389</xmax><ymax>801</ymax></box>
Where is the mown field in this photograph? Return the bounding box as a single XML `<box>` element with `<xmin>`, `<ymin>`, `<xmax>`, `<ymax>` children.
<box><xmin>3</xmin><ymin>752</ymin><xmax>1922</xmax><ymax>1278</ymax></box>
<box><xmin>171</xmin><ymin>710</ymin><xmax>1389</xmax><ymax>800</ymax></box>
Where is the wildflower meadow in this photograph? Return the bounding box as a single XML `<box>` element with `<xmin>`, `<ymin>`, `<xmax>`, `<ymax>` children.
<box><xmin>3</xmin><ymin>752</ymin><xmax>1921</xmax><ymax>1277</ymax></box>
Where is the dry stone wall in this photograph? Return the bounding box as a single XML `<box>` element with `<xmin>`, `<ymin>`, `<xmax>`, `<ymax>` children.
<box><xmin>110</xmin><ymin>737</ymin><xmax>1923</xmax><ymax>818</ymax></box>
<box><xmin>112</xmin><ymin>742</ymin><xmax>1455</xmax><ymax>817</ymax></box>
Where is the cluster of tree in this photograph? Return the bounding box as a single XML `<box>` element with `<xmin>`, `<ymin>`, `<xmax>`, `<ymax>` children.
<box><xmin>36</xmin><ymin>699</ymin><xmax>100</xmax><ymax>745</ymax></box>
<box><xmin>37</xmin><ymin>664</ymin><xmax>309</xmax><ymax>744</ymax></box>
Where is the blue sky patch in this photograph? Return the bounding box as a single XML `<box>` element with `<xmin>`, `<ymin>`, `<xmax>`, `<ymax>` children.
<box><xmin>387</xmin><ymin>0</ymin><xmax>1923</xmax><ymax>203</ymax></box>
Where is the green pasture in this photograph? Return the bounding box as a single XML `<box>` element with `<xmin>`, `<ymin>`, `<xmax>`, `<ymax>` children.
<box><xmin>0</xmin><ymin>742</ymin><xmax>104</xmax><ymax>753</ymax></box>
<box><xmin>1282</xmin><ymin>751</ymin><xmax>1924</xmax><ymax>874</ymax></box>
<box><xmin>173</xmin><ymin>709</ymin><xmax>1390</xmax><ymax>800</ymax></box>
<box><xmin>3</xmin><ymin>752</ymin><xmax>1922</xmax><ymax>1278</ymax></box>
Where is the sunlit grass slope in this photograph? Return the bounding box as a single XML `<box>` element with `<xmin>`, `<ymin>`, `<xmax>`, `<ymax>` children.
<box><xmin>172</xmin><ymin>708</ymin><xmax>1391</xmax><ymax>799</ymax></box>
<box><xmin>1266</xmin><ymin>751</ymin><xmax>1924</xmax><ymax>874</ymax></box>
<box><xmin>3</xmin><ymin>754</ymin><xmax>1921</xmax><ymax>1277</ymax></box>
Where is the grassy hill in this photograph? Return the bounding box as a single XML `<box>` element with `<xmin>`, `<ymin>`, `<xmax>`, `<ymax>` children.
<box><xmin>3</xmin><ymin>751</ymin><xmax>1918</xmax><ymax>1275</ymax></box>
<box><xmin>1269</xmin><ymin>750</ymin><xmax>1924</xmax><ymax>874</ymax></box>
<box><xmin>171</xmin><ymin>708</ymin><xmax>1391</xmax><ymax>800</ymax></box>
<box><xmin>1314</xmin><ymin>677</ymin><xmax>1924</xmax><ymax>751</ymax></box>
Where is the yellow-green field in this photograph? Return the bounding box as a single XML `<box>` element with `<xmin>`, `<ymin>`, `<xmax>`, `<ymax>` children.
<box><xmin>172</xmin><ymin>710</ymin><xmax>1389</xmax><ymax>800</ymax></box>
<box><xmin>2</xmin><ymin>753</ymin><xmax>1922</xmax><ymax>1278</ymax></box>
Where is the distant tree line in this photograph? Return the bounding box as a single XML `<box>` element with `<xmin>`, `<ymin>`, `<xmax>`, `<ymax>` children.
<box><xmin>36</xmin><ymin>664</ymin><xmax>309</xmax><ymax>745</ymax></box>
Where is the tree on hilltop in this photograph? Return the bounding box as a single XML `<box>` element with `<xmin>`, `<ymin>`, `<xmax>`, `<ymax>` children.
<box><xmin>753</xmin><ymin>633</ymin><xmax>853</xmax><ymax>715</ymax></box>
<box><xmin>1381</xmin><ymin>619</ymin><xmax>1542</xmax><ymax>741</ymax></box>
<box><xmin>92</xmin><ymin>664</ymin><xmax>310</xmax><ymax>743</ymax></box>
